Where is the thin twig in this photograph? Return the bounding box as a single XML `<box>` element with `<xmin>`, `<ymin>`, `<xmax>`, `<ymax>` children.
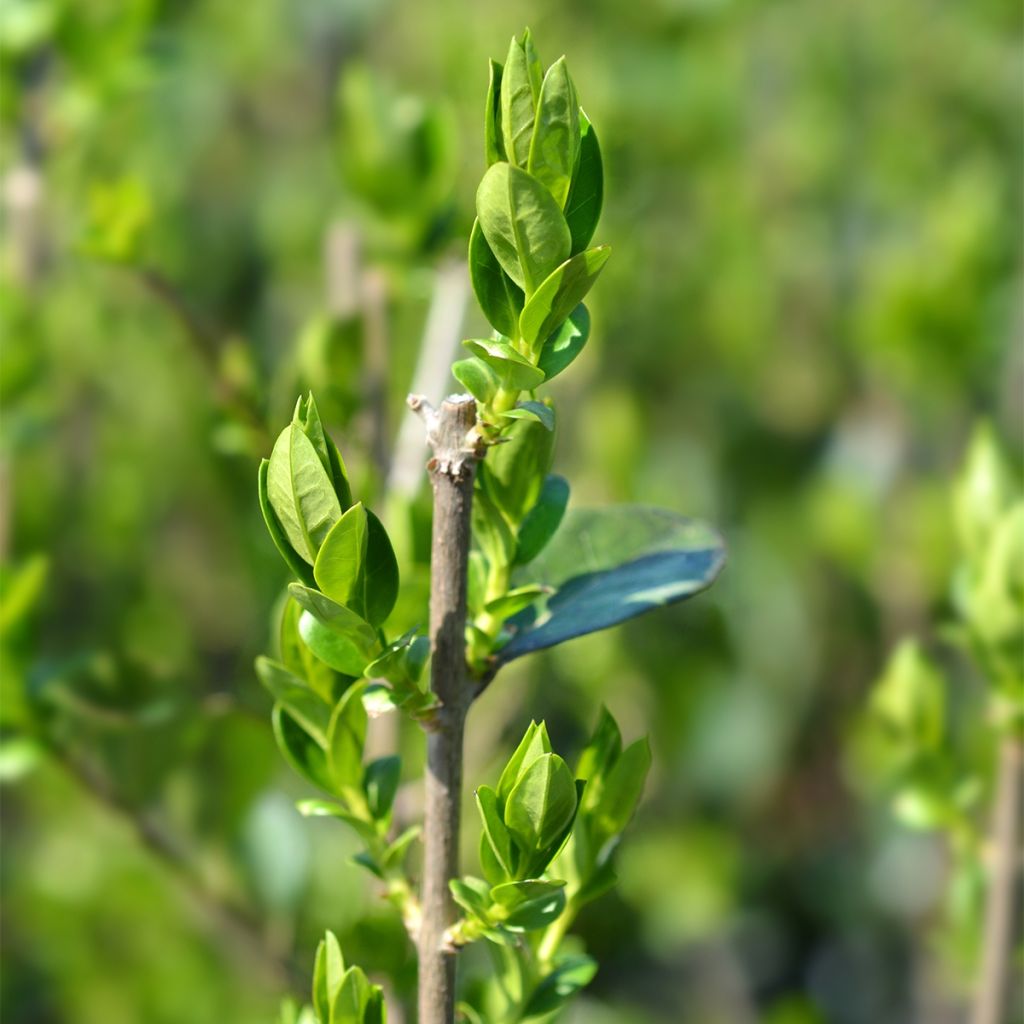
<box><xmin>971</xmin><ymin>735</ymin><xmax>1023</xmax><ymax>1024</ymax></box>
<box><xmin>414</xmin><ymin>394</ymin><xmax>480</xmax><ymax>1024</ymax></box>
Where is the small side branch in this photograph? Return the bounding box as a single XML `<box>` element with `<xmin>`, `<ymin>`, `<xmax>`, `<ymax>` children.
<box><xmin>414</xmin><ymin>394</ymin><xmax>480</xmax><ymax>1024</ymax></box>
<box><xmin>971</xmin><ymin>735</ymin><xmax>1023</xmax><ymax>1024</ymax></box>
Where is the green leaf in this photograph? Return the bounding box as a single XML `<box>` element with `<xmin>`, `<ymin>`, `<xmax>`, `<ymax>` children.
<box><xmin>382</xmin><ymin>825</ymin><xmax>421</xmax><ymax>872</ymax></box>
<box><xmin>272</xmin><ymin>705</ymin><xmax>333</xmax><ymax>793</ymax></box>
<box><xmin>363</xmin><ymin>756</ymin><xmax>401</xmax><ymax>821</ymax></box>
<box><xmin>476</xmin><ymin>162</ymin><xmax>571</xmax><ymax>295</ymax></box>
<box><xmin>564</xmin><ymin>112</ymin><xmax>603</xmax><ymax>254</ymax></box>
<box><xmin>327</xmin><ymin>684</ymin><xmax>368</xmax><ymax>796</ymax></box>
<box><xmin>476</xmin><ymin>784</ymin><xmax>516</xmax><ymax>879</ymax></box>
<box><xmin>497</xmin><ymin>720</ymin><xmax>551</xmax><ymax>804</ymax></box>
<box><xmin>312</xmin><ymin>931</ymin><xmax>345</xmax><ymax>1023</ymax></box>
<box><xmin>331</xmin><ymin>965</ymin><xmax>375</xmax><ymax>1024</ymax></box>
<box><xmin>314</xmin><ymin>504</ymin><xmax>366</xmax><ymax>611</ymax></box>
<box><xmin>256</xmin><ymin>657</ymin><xmax>332</xmax><ymax>745</ymax></box>
<box><xmin>280</xmin><ymin>597</ymin><xmax>336</xmax><ymax>703</ymax></box>
<box><xmin>463</xmin><ymin>338</ymin><xmax>545</xmax><ymax>391</ymax></box>
<box><xmin>591</xmin><ymin>737</ymin><xmax>650</xmax><ymax>839</ymax></box>
<box><xmin>500</xmin><ymin>507</ymin><xmax>725</xmax><ymax>663</ymax></box>
<box><xmin>491</xmin><ymin>879</ymin><xmax>567</xmax><ymax>930</ymax></box>
<box><xmin>501</xmin><ymin>401</ymin><xmax>555</xmax><ymax>432</ymax></box>
<box><xmin>296</xmin><ymin>799</ymin><xmax>379</xmax><ymax>845</ymax></box>
<box><xmin>451</xmin><ymin>876</ymin><xmax>492</xmax><ymax>919</ymax></box>
<box><xmin>505</xmin><ymin>752</ymin><xmax>578</xmax><ymax>852</ymax></box>
<box><xmin>472</xmin><ymin>489</ymin><xmax>517</xmax><ymax>570</ymax></box>
<box><xmin>522</xmin><ymin>955</ymin><xmax>598</xmax><ymax>1019</ymax></box>
<box><xmin>519</xmin><ymin>247</ymin><xmax>610</xmax><ymax>356</ymax></box>
<box><xmin>268</xmin><ymin>424</ymin><xmax>343</xmax><ymax>564</ymax></box>
<box><xmin>313</xmin><ymin>506</ymin><xmax>398</xmax><ymax>627</ymax></box>
<box><xmin>483</xmin><ymin>585</ymin><xmax>547</xmax><ymax>621</ymax></box>
<box><xmin>364</xmin><ymin>629</ymin><xmax>429</xmax><ymax>686</ymax></box>
<box><xmin>453</xmin><ymin>356</ymin><xmax>499</xmax><ymax>405</ymax></box>
<box><xmin>484</xmin><ymin>59</ymin><xmax>505</xmax><ymax>165</ymax></box>
<box><xmin>468</xmin><ymin>218</ymin><xmax>524</xmax><ymax>339</ymax></box>
<box><xmin>296</xmin><ymin>394</ymin><xmax>352</xmax><ymax>509</ymax></box>
<box><xmin>259</xmin><ymin>460</ymin><xmax>317</xmax><ymax>586</ymax></box>
<box><xmin>500</xmin><ymin>32</ymin><xmax>541</xmax><ymax>166</ymax></box>
<box><xmin>514</xmin><ymin>475</ymin><xmax>570</xmax><ymax>566</ymax></box>
<box><xmin>527</xmin><ymin>57</ymin><xmax>579</xmax><ymax>208</ymax></box>
<box><xmin>538</xmin><ymin>304</ymin><xmax>590</xmax><ymax>381</ymax></box>
<box><xmin>481</xmin><ymin>417</ymin><xmax>554</xmax><ymax>526</ymax></box>
<box><xmin>289</xmin><ymin>585</ymin><xmax>378</xmax><ymax>676</ymax></box>
<box><xmin>576</xmin><ymin>706</ymin><xmax>622</xmax><ymax>809</ymax></box>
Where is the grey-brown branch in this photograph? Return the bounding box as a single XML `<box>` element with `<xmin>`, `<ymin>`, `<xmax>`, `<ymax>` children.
<box><xmin>971</xmin><ymin>735</ymin><xmax>1022</xmax><ymax>1024</ymax></box>
<box><xmin>412</xmin><ymin>393</ymin><xmax>481</xmax><ymax>1024</ymax></box>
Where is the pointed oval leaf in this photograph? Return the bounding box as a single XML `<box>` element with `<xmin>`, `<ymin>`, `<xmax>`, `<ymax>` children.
<box><xmin>363</xmin><ymin>755</ymin><xmax>401</xmax><ymax>822</ymax></box>
<box><xmin>259</xmin><ymin>460</ymin><xmax>317</xmax><ymax>585</ymax></box>
<box><xmin>453</xmin><ymin>356</ymin><xmax>500</xmax><ymax>405</ymax></box>
<box><xmin>476</xmin><ymin>784</ymin><xmax>516</xmax><ymax>878</ymax></box>
<box><xmin>515</xmin><ymin>475</ymin><xmax>570</xmax><ymax>567</ymax></box>
<box><xmin>272</xmin><ymin>704</ymin><xmax>333</xmax><ymax>793</ymax></box>
<box><xmin>327</xmin><ymin>683</ymin><xmax>368</xmax><ymax>796</ymax></box>
<box><xmin>256</xmin><ymin>657</ymin><xmax>332</xmax><ymax>745</ymax></box>
<box><xmin>312</xmin><ymin>931</ymin><xmax>345</xmax><ymax>1023</ymax></box>
<box><xmin>538</xmin><ymin>303</ymin><xmax>590</xmax><ymax>382</ymax></box>
<box><xmin>500</xmin><ymin>33</ymin><xmax>541</xmax><ymax>166</ymax></box>
<box><xmin>565</xmin><ymin>112</ymin><xmax>603</xmax><ymax>254</ymax></box>
<box><xmin>468</xmin><ymin>218</ymin><xmax>524</xmax><ymax>339</ymax></box>
<box><xmin>484</xmin><ymin>59</ymin><xmax>506</xmax><ymax>165</ymax></box>
<box><xmin>476</xmin><ymin>163</ymin><xmax>571</xmax><ymax>295</ymax></box>
<box><xmin>522</xmin><ymin>955</ymin><xmax>598</xmax><ymax>1020</ymax></box>
<box><xmin>592</xmin><ymin>737</ymin><xmax>651</xmax><ymax>840</ymax></box>
<box><xmin>497</xmin><ymin>720</ymin><xmax>551</xmax><ymax>804</ymax></box>
<box><xmin>505</xmin><ymin>752</ymin><xmax>577</xmax><ymax>852</ymax></box>
<box><xmin>463</xmin><ymin>338</ymin><xmax>545</xmax><ymax>391</ymax></box>
<box><xmin>290</xmin><ymin>424</ymin><xmax>343</xmax><ymax>557</ymax></box>
<box><xmin>297</xmin><ymin>610</ymin><xmax>374</xmax><ymax>677</ymax></box>
<box><xmin>519</xmin><ymin>247</ymin><xmax>610</xmax><ymax>355</ymax></box>
<box><xmin>491</xmin><ymin>879</ymin><xmax>567</xmax><ymax>931</ymax></box>
<box><xmin>314</xmin><ymin>503</ymin><xmax>368</xmax><ymax>611</ymax></box>
<box><xmin>499</xmin><ymin>507</ymin><xmax>725</xmax><ymax>663</ymax></box>
<box><xmin>362</xmin><ymin>509</ymin><xmax>399</xmax><ymax>627</ymax></box>
<box><xmin>527</xmin><ymin>57</ymin><xmax>579</xmax><ymax>208</ymax></box>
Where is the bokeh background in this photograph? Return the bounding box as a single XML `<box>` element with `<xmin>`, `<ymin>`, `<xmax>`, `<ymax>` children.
<box><xmin>1</xmin><ymin>0</ymin><xmax>1021</xmax><ymax>1022</ymax></box>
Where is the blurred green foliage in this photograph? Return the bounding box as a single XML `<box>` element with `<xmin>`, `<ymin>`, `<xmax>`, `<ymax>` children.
<box><xmin>1</xmin><ymin>0</ymin><xmax>1020</xmax><ymax>1022</ymax></box>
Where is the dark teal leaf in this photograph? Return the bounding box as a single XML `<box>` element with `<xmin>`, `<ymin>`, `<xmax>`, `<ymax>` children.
<box><xmin>564</xmin><ymin>112</ymin><xmax>603</xmax><ymax>254</ymax></box>
<box><xmin>538</xmin><ymin>304</ymin><xmax>590</xmax><ymax>382</ymax></box>
<box><xmin>514</xmin><ymin>475</ymin><xmax>570</xmax><ymax>566</ymax></box>
<box><xmin>499</xmin><ymin>507</ymin><xmax>725</xmax><ymax>663</ymax></box>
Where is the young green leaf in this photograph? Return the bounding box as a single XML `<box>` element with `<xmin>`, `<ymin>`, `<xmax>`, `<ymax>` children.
<box><xmin>363</xmin><ymin>755</ymin><xmax>401</xmax><ymax>821</ymax></box>
<box><xmin>472</xmin><ymin>489</ymin><xmax>517</xmax><ymax>571</ymax></box>
<box><xmin>468</xmin><ymin>218</ymin><xmax>524</xmax><ymax>339</ymax></box>
<box><xmin>514</xmin><ymin>475</ymin><xmax>570</xmax><ymax>566</ymax></box>
<box><xmin>519</xmin><ymin>247</ymin><xmax>610</xmax><ymax>355</ymax></box>
<box><xmin>280</xmin><ymin>598</ymin><xmax>336</xmax><ymax>702</ymax></box>
<box><xmin>453</xmin><ymin>356</ymin><xmax>500</xmax><ymax>405</ymax></box>
<box><xmin>505</xmin><ymin>752</ymin><xmax>578</xmax><ymax>852</ymax></box>
<box><xmin>272</xmin><ymin>705</ymin><xmax>334</xmax><ymax>793</ymax></box>
<box><xmin>564</xmin><ymin>112</ymin><xmax>603</xmax><ymax>254</ymax></box>
<box><xmin>256</xmin><ymin>657</ymin><xmax>332</xmax><ymax>745</ymax></box>
<box><xmin>314</xmin><ymin>503</ymin><xmax>368</xmax><ymax>610</ymax></box>
<box><xmin>484</xmin><ymin>59</ymin><xmax>505</xmax><ymax>165</ymax></box>
<box><xmin>521</xmin><ymin>956</ymin><xmax>598</xmax><ymax>1019</ymax></box>
<box><xmin>362</xmin><ymin>510</ymin><xmax>400</xmax><ymax>627</ymax></box>
<box><xmin>451</xmin><ymin>876</ymin><xmax>492</xmax><ymax>920</ymax></box>
<box><xmin>476</xmin><ymin>784</ymin><xmax>516</xmax><ymax>879</ymax></box>
<box><xmin>463</xmin><ymin>338</ymin><xmax>545</xmax><ymax>391</ymax></box>
<box><xmin>501</xmin><ymin>401</ymin><xmax>555</xmax><ymax>432</ymax></box>
<box><xmin>259</xmin><ymin>460</ymin><xmax>317</xmax><ymax>586</ymax></box>
<box><xmin>491</xmin><ymin>879</ymin><xmax>567</xmax><ymax>930</ymax></box>
<box><xmin>481</xmin><ymin>417</ymin><xmax>555</xmax><ymax>527</ymax></box>
<box><xmin>327</xmin><ymin>684</ymin><xmax>368</xmax><ymax>796</ymax></box>
<box><xmin>497</xmin><ymin>720</ymin><xmax>551</xmax><ymax>804</ymax></box>
<box><xmin>500</xmin><ymin>33</ymin><xmax>541</xmax><ymax>166</ymax></box>
<box><xmin>483</xmin><ymin>585</ymin><xmax>547</xmax><ymax>621</ymax></box>
<box><xmin>289</xmin><ymin>585</ymin><xmax>378</xmax><ymax>676</ymax></box>
<box><xmin>527</xmin><ymin>57</ymin><xmax>579</xmax><ymax>209</ymax></box>
<box><xmin>331</xmin><ymin>965</ymin><xmax>375</xmax><ymax>1024</ymax></box>
<box><xmin>296</xmin><ymin>394</ymin><xmax>352</xmax><ymax>509</ymax></box>
<box><xmin>576</xmin><ymin>705</ymin><xmax>623</xmax><ymax>808</ymax></box>
<box><xmin>591</xmin><ymin>737</ymin><xmax>650</xmax><ymax>840</ymax></box>
<box><xmin>312</xmin><ymin>930</ymin><xmax>345</xmax><ymax>1023</ymax></box>
<box><xmin>538</xmin><ymin>303</ymin><xmax>590</xmax><ymax>381</ymax></box>
<box><xmin>476</xmin><ymin>162</ymin><xmax>571</xmax><ymax>295</ymax></box>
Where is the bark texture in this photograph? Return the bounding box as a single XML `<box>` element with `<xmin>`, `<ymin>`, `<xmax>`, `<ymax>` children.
<box><xmin>414</xmin><ymin>394</ymin><xmax>479</xmax><ymax>1024</ymax></box>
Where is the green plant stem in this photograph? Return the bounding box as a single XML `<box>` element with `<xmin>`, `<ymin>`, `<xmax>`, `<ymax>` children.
<box><xmin>414</xmin><ymin>394</ymin><xmax>481</xmax><ymax>1024</ymax></box>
